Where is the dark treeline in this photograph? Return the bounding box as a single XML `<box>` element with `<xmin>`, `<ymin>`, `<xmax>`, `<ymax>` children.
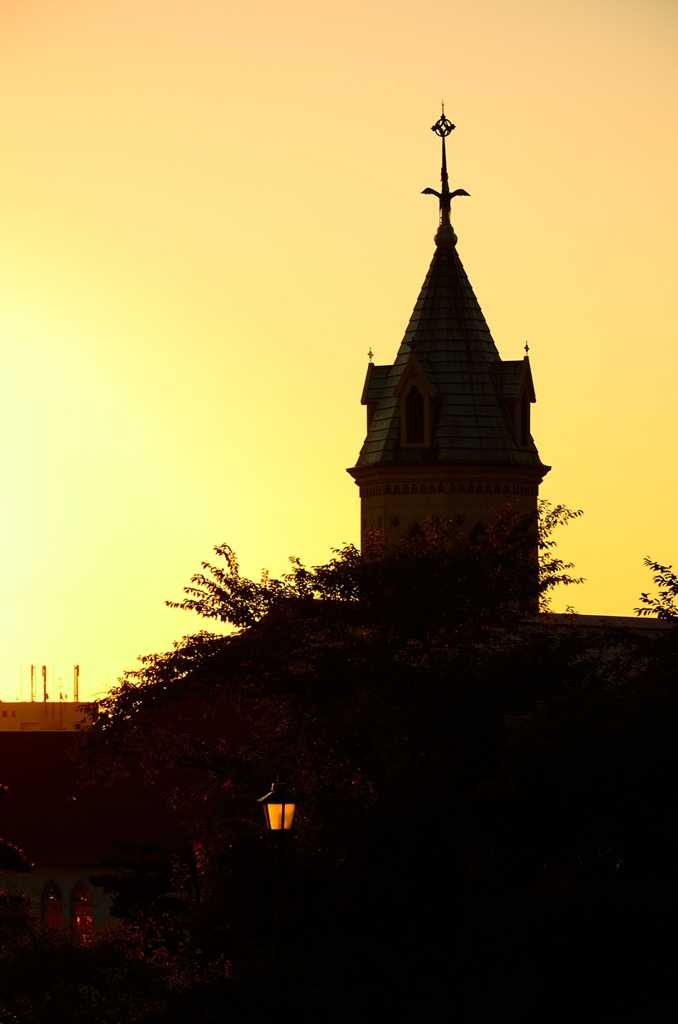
<box><xmin>1</xmin><ymin>504</ymin><xmax>677</xmax><ymax>1022</ymax></box>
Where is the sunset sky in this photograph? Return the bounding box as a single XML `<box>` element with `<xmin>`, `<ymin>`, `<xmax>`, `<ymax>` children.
<box><xmin>0</xmin><ymin>0</ymin><xmax>676</xmax><ymax>701</ymax></box>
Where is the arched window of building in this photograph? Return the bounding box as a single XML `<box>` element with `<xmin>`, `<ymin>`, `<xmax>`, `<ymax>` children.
<box><xmin>41</xmin><ymin>881</ymin><xmax>63</xmax><ymax>930</ymax></box>
<box><xmin>406</xmin><ymin>521</ymin><xmax>422</xmax><ymax>540</ymax></box>
<box><xmin>70</xmin><ymin>881</ymin><xmax>93</xmax><ymax>935</ymax></box>
<box><xmin>405</xmin><ymin>386</ymin><xmax>425</xmax><ymax>443</ymax></box>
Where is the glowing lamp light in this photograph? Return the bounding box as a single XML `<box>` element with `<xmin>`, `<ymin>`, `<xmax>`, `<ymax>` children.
<box><xmin>258</xmin><ymin>780</ymin><xmax>296</xmax><ymax>831</ymax></box>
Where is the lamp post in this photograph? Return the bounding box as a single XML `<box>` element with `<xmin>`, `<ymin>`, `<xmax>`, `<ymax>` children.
<box><xmin>258</xmin><ymin>778</ymin><xmax>297</xmax><ymax>972</ymax></box>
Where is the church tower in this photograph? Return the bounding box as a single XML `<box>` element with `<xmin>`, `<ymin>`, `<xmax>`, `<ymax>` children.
<box><xmin>347</xmin><ymin>111</ymin><xmax>550</xmax><ymax>544</ymax></box>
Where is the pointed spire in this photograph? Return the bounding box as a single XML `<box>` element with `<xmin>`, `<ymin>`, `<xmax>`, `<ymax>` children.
<box><xmin>421</xmin><ymin>104</ymin><xmax>470</xmax><ymax>248</ymax></box>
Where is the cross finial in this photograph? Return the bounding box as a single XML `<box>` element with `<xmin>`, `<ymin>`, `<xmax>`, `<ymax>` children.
<box><xmin>431</xmin><ymin>106</ymin><xmax>455</xmax><ymax>138</ymax></box>
<box><xmin>524</xmin><ymin>341</ymin><xmax>530</xmax><ymax>355</ymax></box>
<box><xmin>367</xmin><ymin>348</ymin><xmax>374</xmax><ymax>362</ymax></box>
<box><xmin>422</xmin><ymin>106</ymin><xmax>470</xmax><ymax>247</ymax></box>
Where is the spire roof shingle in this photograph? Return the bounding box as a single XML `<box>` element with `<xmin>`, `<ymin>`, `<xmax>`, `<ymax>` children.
<box><xmin>355</xmin><ymin>241</ymin><xmax>547</xmax><ymax>470</ymax></box>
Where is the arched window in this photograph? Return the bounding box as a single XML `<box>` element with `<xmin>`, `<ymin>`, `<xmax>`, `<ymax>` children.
<box><xmin>41</xmin><ymin>881</ymin><xmax>63</xmax><ymax>930</ymax></box>
<box><xmin>405</xmin><ymin>386</ymin><xmax>425</xmax><ymax>443</ymax></box>
<box><xmin>406</xmin><ymin>522</ymin><xmax>422</xmax><ymax>540</ymax></box>
<box><xmin>70</xmin><ymin>881</ymin><xmax>93</xmax><ymax>935</ymax></box>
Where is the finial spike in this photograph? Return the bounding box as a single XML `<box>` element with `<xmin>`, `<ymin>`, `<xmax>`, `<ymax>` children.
<box><xmin>524</xmin><ymin>341</ymin><xmax>530</xmax><ymax>355</ymax></box>
<box><xmin>367</xmin><ymin>348</ymin><xmax>374</xmax><ymax>362</ymax></box>
<box><xmin>422</xmin><ymin>108</ymin><xmax>469</xmax><ymax>247</ymax></box>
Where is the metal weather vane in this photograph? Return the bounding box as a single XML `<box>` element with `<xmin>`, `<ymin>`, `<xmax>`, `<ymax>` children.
<box><xmin>421</xmin><ymin>103</ymin><xmax>470</xmax><ymax>242</ymax></box>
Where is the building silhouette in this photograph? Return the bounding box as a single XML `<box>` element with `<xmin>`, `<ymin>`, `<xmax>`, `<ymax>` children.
<box><xmin>0</xmin><ymin>715</ymin><xmax>188</xmax><ymax>930</ymax></box>
<box><xmin>349</xmin><ymin>111</ymin><xmax>550</xmax><ymax>543</ymax></box>
<box><xmin>1</xmin><ymin>114</ymin><xmax>667</xmax><ymax>933</ymax></box>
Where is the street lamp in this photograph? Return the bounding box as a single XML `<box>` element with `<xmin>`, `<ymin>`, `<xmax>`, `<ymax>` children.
<box><xmin>257</xmin><ymin>780</ymin><xmax>297</xmax><ymax>832</ymax></box>
<box><xmin>258</xmin><ymin>777</ymin><xmax>297</xmax><ymax>972</ymax></box>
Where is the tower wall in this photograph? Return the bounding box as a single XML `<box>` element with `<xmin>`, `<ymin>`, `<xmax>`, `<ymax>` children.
<box><xmin>354</xmin><ymin>466</ymin><xmax>542</xmax><ymax>545</ymax></box>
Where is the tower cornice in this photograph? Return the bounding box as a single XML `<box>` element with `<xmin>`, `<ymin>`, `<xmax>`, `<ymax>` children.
<box><xmin>348</xmin><ymin>462</ymin><xmax>550</xmax><ymax>489</ymax></box>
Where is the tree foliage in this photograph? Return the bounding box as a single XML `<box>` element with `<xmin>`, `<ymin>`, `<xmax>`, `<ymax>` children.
<box><xmin>636</xmin><ymin>558</ymin><xmax>678</xmax><ymax>619</ymax></box>
<box><xmin>75</xmin><ymin>503</ymin><xmax>593</xmax><ymax>881</ymax></box>
<box><xmin>67</xmin><ymin>502</ymin><xmax>678</xmax><ymax>1022</ymax></box>
<box><xmin>0</xmin><ymin>890</ymin><xmax>173</xmax><ymax>1023</ymax></box>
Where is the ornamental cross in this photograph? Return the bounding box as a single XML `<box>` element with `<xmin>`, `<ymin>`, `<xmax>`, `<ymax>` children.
<box><xmin>421</xmin><ymin>104</ymin><xmax>470</xmax><ymax>222</ymax></box>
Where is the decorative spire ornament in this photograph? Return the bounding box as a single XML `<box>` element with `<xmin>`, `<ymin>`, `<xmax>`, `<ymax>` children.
<box><xmin>421</xmin><ymin>103</ymin><xmax>470</xmax><ymax>247</ymax></box>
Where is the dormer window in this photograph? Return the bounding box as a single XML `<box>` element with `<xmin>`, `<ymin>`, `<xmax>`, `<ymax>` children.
<box><xmin>405</xmin><ymin>386</ymin><xmax>425</xmax><ymax>443</ymax></box>
<box><xmin>396</xmin><ymin>354</ymin><xmax>437</xmax><ymax>449</ymax></box>
<box><xmin>502</xmin><ymin>361</ymin><xmax>535</xmax><ymax>451</ymax></box>
<box><xmin>520</xmin><ymin>391</ymin><xmax>530</xmax><ymax>447</ymax></box>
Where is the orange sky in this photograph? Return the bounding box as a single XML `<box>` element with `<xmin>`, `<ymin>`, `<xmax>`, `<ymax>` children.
<box><xmin>0</xmin><ymin>0</ymin><xmax>676</xmax><ymax>700</ymax></box>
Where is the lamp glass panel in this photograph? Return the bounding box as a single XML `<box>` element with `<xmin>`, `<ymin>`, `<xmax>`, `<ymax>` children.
<box><xmin>266</xmin><ymin>801</ymin><xmax>296</xmax><ymax>830</ymax></box>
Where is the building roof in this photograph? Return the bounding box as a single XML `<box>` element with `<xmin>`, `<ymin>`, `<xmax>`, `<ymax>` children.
<box><xmin>0</xmin><ymin>734</ymin><xmax>188</xmax><ymax>868</ymax></box>
<box><xmin>355</xmin><ymin>239</ymin><xmax>549</xmax><ymax>470</ymax></box>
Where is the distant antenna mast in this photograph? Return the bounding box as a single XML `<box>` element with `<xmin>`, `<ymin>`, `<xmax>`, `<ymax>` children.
<box><xmin>73</xmin><ymin>665</ymin><xmax>80</xmax><ymax>703</ymax></box>
<box><xmin>30</xmin><ymin>665</ymin><xmax>36</xmax><ymax>703</ymax></box>
<box><xmin>42</xmin><ymin>665</ymin><xmax>47</xmax><ymax>702</ymax></box>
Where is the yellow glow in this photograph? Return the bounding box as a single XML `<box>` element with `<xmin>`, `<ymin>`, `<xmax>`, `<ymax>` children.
<box><xmin>266</xmin><ymin>803</ymin><xmax>296</xmax><ymax>831</ymax></box>
<box><xmin>0</xmin><ymin>1</ymin><xmax>676</xmax><ymax>700</ymax></box>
